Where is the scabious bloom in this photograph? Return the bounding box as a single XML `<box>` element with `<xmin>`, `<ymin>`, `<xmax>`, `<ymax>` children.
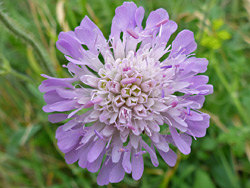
<box><xmin>39</xmin><ymin>2</ymin><xmax>213</xmax><ymax>185</ymax></box>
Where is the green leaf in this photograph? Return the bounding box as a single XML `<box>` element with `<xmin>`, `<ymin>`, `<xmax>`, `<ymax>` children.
<box><xmin>193</xmin><ymin>170</ymin><xmax>216</xmax><ymax>188</ymax></box>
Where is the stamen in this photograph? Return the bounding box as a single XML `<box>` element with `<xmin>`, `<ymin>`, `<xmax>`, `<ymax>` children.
<box><xmin>187</xmin><ymin>106</ymin><xmax>191</xmax><ymax>115</ymax></box>
<box><xmin>161</xmin><ymin>89</ymin><xmax>165</xmax><ymax>98</ymax></box>
<box><xmin>159</xmin><ymin>24</ymin><xmax>163</xmax><ymax>37</ymax></box>
<box><xmin>123</xmin><ymin>66</ymin><xmax>131</xmax><ymax>71</ymax></box>
<box><xmin>106</xmin><ymin>136</ymin><xmax>112</xmax><ymax>149</ymax></box>
<box><xmin>155</xmin><ymin>18</ymin><xmax>169</xmax><ymax>27</ymax></box>
<box><xmin>127</xmin><ymin>28</ymin><xmax>139</xmax><ymax>39</ymax></box>
<box><xmin>183</xmin><ymin>113</ymin><xmax>188</xmax><ymax>121</ymax></box>
<box><xmin>105</xmin><ymin>156</ymin><xmax>111</xmax><ymax>165</ymax></box>
<box><xmin>171</xmin><ymin>101</ymin><xmax>178</xmax><ymax>108</ymax></box>
<box><xmin>188</xmin><ymin>129</ymin><xmax>197</xmax><ymax>140</ymax></box>
<box><xmin>140</xmin><ymin>34</ymin><xmax>153</xmax><ymax>38</ymax></box>
<box><xmin>164</xmin><ymin>116</ymin><xmax>173</xmax><ymax>126</ymax></box>
<box><xmin>161</xmin><ymin>65</ymin><xmax>172</xmax><ymax>69</ymax></box>
<box><xmin>118</xmin><ymin>148</ymin><xmax>129</xmax><ymax>152</ymax></box>
<box><xmin>134</xmin><ymin>151</ymin><xmax>146</xmax><ymax>157</ymax></box>
<box><xmin>75</xmin><ymin>144</ymin><xmax>85</xmax><ymax>150</ymax></box>
<box><xmin>94</xmin><ymin>129</ymin><xmax>104</xmax><ymax>140</ymax></box>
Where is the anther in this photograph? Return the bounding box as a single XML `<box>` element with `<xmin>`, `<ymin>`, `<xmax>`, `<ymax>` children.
<box><xmin>127</xmin><ymin>28</ymin><xmax>139</xmax><ymax>39</ymax></box>
<box><xmin>161</xmin><ymin>65</ymin><xmax>172</xmax><ymax>69</ymax></box>
<box><xmin>155</xmin><ymin>19</ymin><xmax>168</xmax><ymax>27</ymax></box>
<box><xmin>171</xmin><ymin>101</ymin><xmax>178</xmax><ymax>108</ymax></box>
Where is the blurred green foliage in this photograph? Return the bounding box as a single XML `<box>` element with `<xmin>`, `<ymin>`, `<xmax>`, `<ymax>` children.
<box><xmin>0</xmin><ymin>0</ymin><xmax>250</xmax><ymax>187</ymax></box>
<box><xmin>200</xmin><ymin>19</ymin><xmax>232</xmax><ymax>49</ymax></box>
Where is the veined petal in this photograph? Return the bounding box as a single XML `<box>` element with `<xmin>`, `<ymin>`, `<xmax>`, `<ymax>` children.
<box><xmin>158</xmin><ymin>148</ymin><xmax>177</xmax><ymax>167</ymax></box>
<box><xmin>135</xmin><ymin>6</ymin><xmax>145</xmax><ymax>29</ymax></box>
<box><xmin>141</xmin><ymin>140</ymin><xmax>159</xmax><ymax>167</ymax></box>
<box><xmin>48</xmin><ymin>113</ymin><xmax>68</xmax><ymax>123</ymax></box>
<box><xmin>87</xmin><ymin>139</ymin><xmax>106</xmax><ymax>163</ymax></box>
<box><xmin>39</xmin><ymin>77</ymin><xmax>75</xmax><ymax>92</ymax></box>
<box><xmin>87</xmin><ymin>149</ymin><xmax>105</xmax><ymax>173</ymax></box>
<box><xmin>146</xmin><ymin>8</ymin><xmax>169</xmax><ymax>29</ymax></box>
<box><xmin>186</xmin><ymin>114</ymin><xmax>210</xmax><ymax>138</ymax></box>
<box><xmin>109</xmin><ymin>160</ymin><xmax>125</xmax><ymax>183</ymax></box>
<box><xmin>169</xmin><ymin>126</ymin><xmax>191</xmax><ymax>155</ymax></box>
<box><xmin>169</xmin><ymin>30</ymin><xmax>197</xmax><ymax>57</ymax></box>
<box><xmin>56</xmin><ymin>31</ymin><xmax>83</xmax><ymax>59</ymax></box>
<box><xmin>131</xmin><ymin>151</ymin><xmax>144</xmax><ymax>180</ymax></box>
<box><xmin>111</xmin><ymin>2</ymin><xmax>137</xmax><ymax>37</ymax></box>
<box><xmin>65</xmin><ymin>146</ymin><xmax>85</xmax><ymax>164</ymax></box>
<box><xmin>43</xmin><ymin>100</ymin><xmax>78</xmax><ymax>113</ymax></box>
<box><xmin>97</xmin><ymin>159</ymin><xmax>115</xmax><ymax>186</ymax></box>
<box><xmin>122</xmin><ymin>146</ymin><xmax>132</xmax><ymax>173</ymax></box>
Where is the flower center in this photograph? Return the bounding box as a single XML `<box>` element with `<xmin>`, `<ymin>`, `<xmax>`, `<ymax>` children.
<box><xmin>88</xmin><ymin>51</ymin><xmax>172</xmax><ymax>134</ymax></box>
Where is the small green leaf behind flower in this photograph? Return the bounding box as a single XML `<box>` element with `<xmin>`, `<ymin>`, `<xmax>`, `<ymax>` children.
<box><xmin>200</xmin><ymin>19</ymin><xmax>232</xmax><ymax>50</ymax></box>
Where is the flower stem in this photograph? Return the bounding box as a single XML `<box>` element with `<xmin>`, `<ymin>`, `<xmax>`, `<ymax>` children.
<box><xmin>11</xmin><ymin>69</ymin><xmax>33</xmax><ymax>83</ymax></box>
<box><xmin>0</xmin><ymin>9</ymin><xmax>56</xmax><ymax>77</ymax></box>
<box><xmin>160</xmin><ymin>151</ymin><xmax>181</xmax><ymax>188</ymax></box>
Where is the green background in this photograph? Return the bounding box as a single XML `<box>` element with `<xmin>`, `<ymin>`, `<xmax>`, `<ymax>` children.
<box><xmin>0</xmin><ymin>0</ymin><xmax>249</xmax><ymax>187</ymax></box>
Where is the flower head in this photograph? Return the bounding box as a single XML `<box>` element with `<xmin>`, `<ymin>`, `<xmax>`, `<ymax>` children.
<box><xmin>39</xmin><ymin>2</ymin><xmax>213</xmax><ymax>185</ymax></box>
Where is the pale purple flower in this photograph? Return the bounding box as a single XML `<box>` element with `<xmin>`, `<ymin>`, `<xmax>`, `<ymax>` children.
<box><xmin>39</xmin><ymin>2</ymin><xmax>213</xmax><ymax>185</ymax></box>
